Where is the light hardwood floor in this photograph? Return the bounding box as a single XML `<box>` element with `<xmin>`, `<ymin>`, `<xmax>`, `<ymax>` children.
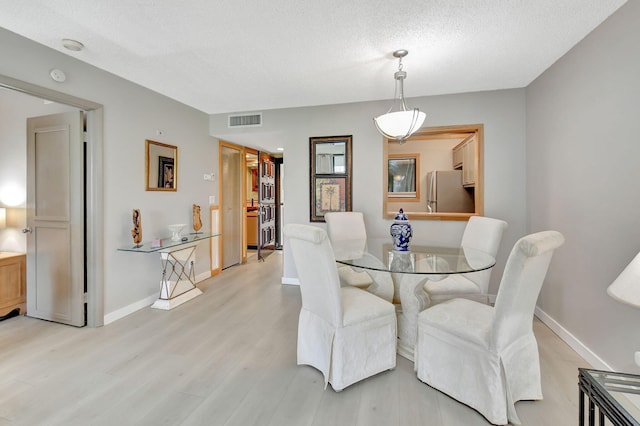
<box><xmin>0</xmin><ymin>251</ymin><xmax>589</xmax><ymax>425</ymax></box>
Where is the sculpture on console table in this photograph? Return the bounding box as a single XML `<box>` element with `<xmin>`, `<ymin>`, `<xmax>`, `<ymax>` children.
<box><xmin>192</xmin><ymin>204</ymin><xmax>203</xmax><ymax>234</ymax></box>
<box><xmin>131</xmin><ymin>209</ymin><xmax>142</xmax><ymax>247</ymax></box>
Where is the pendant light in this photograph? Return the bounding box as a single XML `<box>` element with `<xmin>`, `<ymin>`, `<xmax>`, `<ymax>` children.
<box><xmin>374</xmin><ymin>50</ymin><xmax>426</xmax><ymax>143</ymax></box>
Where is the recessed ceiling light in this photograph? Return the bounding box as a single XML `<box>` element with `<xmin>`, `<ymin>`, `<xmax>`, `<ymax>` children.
<box><xmin>62</xmin><ymin>38</ymin><xmax>84</xmax><ymax>52</ymax></box>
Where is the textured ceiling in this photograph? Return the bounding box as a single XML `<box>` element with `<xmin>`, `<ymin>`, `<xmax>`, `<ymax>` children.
<box><xmin>0</xmin><ymin>0</ymin><xmax>628</xmax><ymax>115</ymax></box>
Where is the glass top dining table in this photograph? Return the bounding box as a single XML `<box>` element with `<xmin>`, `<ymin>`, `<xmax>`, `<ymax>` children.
<box><xmin>332</xmin><ymin>238</ymin><xmax>496</xmax><ymax>361</ymax></box>
<box><xmin>333</xmin><ymin>238</ymin><xmax>496</xmax><ymax>275</ymax></box>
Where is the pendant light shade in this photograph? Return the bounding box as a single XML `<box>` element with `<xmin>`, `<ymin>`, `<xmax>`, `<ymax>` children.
<box><xmin>607</xmin><ymin>251</ymin><xmax>640</xmax><ymax>308</ymax></box>
<box><xmin>374</xmin><ymin>50</ymin><xmax>426</xmax><ymax>143</ymax></box>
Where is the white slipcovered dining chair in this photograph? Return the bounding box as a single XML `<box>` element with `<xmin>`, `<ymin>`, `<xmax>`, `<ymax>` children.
<box><xmin>284</xmin><ymin>224</ymin><xmax>397</xmax><ymax>391</ymax></box>
<box><xmin>414</xmin><ymin>230</ymin><xmax>565</xmax><ymax>425</ymax></box>
<box><xmin>325</xmin><ymin>211</ymin><xmax>394</xmax><ymax>302</ymax></box>
<box><xmin>423</xmin><ymin>215</ymin><xmax>508</xmax><ymax>305</ymax></box>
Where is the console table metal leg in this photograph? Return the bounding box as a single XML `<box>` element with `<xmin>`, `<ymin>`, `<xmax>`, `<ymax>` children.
<box><xmin>151</xmin><ymin>244</ymin><xmax>202</xmax><ymax>310</ymax></box>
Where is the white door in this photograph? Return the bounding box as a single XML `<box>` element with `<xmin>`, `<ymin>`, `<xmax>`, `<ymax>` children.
<box><xmin>26</xmin><ymin>111</ymin><xmax>85</xmax><ymax>327</ymax></box>
<box><xmin>220</xmin><ymin>143</ymin><xmax>242</xmax><ymax>269</ymax></box>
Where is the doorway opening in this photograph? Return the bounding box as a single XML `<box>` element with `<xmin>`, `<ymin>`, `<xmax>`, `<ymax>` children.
<box><xmin>219</xmin><ymin>141</ymin><xmax>243</xmax><ymax>269</ymax></box>
<box><xmin>218</xmin><ymin>140</ymin><xmax>283</xmax><ymax>267</ymax></box>
<box><xmin>0</xmin><ymin>75</ymin><xmax>104</xmax><ymax>327</ymax></box>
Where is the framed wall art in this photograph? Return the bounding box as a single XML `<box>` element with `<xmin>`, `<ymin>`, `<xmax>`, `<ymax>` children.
<box><xmin>309</xmin><ymin>135</ymin><xmax>352</xmax><ymax>222</ymax></box>
<box><xmin>146</xmin><ymin>139</ymin><xmax>178</xmax><ymax>192</ymax></box>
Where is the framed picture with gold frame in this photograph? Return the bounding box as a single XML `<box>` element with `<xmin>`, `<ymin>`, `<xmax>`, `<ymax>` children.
<box><xmin>146</xmin><ymin>139</ymin><xmax>177</xmax><ymax>192</ymax></box>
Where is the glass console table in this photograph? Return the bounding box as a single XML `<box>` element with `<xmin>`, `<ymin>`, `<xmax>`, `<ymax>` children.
<box><xmin>118</xmin><ymin>232</ymin><xmax>219</xmax><ymax>310</ymax></box>
<box><xmin>579</xmin><ymin>368</ymin><xmax>640</xmax><ymax>426</ymax></box>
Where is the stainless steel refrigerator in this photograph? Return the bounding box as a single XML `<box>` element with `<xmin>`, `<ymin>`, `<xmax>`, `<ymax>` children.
<box><xmin>426</xmin><ymin>170</ymin><xmax>475</xmax><ymax>213</ymax></box>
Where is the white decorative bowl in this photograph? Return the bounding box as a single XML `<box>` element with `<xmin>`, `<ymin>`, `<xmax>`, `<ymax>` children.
<box><xmin>168</xmin><ymin>223</ymin><xmax>186</xmax><ymax>241</ymax></box>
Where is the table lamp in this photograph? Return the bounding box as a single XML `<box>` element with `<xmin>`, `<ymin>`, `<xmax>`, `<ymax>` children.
<box><xmin>0</xmin><ymin>207</ymin><xmax>6</xmax><ymax>228</ymax></box>
<box><xmin>607</xmin><ymin>251</ymin><xmax>640</xmax><ymax>365</ymax></box>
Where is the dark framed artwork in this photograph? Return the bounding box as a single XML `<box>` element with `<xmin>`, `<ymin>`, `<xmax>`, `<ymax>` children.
<box><xmin>309</xmin><ymin>135</ymin><xmax>352</xmax><ymax>222</ymax></box>
<box><xmin>158</xmin><ymin>156</ymin><xmax>175</xmax><ymax>189</ymax></box>
<box><xmin>313</xmin><ymin>176</ymin><xmax>349</xmax><ymax>220</ymax></box>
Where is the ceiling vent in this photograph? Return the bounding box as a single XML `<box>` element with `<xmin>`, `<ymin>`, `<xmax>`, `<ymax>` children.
<box><xmin>228</xmin><ymin>113</ymin><xmax>262</xmax><ymax>128</ymax></box>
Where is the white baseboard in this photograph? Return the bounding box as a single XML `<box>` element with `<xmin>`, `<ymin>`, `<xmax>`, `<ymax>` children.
<box><xmin>535</xmin><ymin>306</ymin><xmax>611</xmax><ymax>370</ymax></box>
<box><xmin>195</xmin><ymin>271</ymin><xmax>212</xmax><ymax>283</ymax></box>
<box><xmin>104</xmin><ymin>272</ymin><xmax>212</xmax><ymax>325</ymax></box>
<box><xmin>103</xmin><ymin>293</ymin><xmax>158</xmax><ymax>325</ymax></box>
<box><xmin>281</xmin><ymin>276</ymin><xmax>300</xmax><ymax>286</ymax></box>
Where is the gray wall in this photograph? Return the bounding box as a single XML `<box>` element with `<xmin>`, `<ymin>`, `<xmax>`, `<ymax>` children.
<box><xmin>0</xmin><ymin>27</ymin><xmax>216</xmax><ymax>321</ymax></box>
<box><xmin>527</xmin><ymin>0</ymin><xmax>640</xmax><ymax>372</ymax></box>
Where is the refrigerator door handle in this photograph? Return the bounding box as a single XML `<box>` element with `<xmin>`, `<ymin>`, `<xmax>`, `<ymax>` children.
<box><xmin>427</xmin><ymin>172</ymin><xmax>436</xmax><ymax>213</ymax></box>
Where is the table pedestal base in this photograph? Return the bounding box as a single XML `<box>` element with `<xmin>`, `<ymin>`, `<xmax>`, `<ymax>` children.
<box><xmin>393</xmin><ymin>272</ymin><xmax>432</xmax><ymax>362</ymax></box>
<box><xmin>150</xmin><ymin>244</ymin><xmax>201</xmax><ymax>310</ymax></box>
<box><xmin>151</xmin><ymin>286</ymin><xmax>202</xmax><ymax>310</ymax></box>
<box><xmin>396</xmin><ymin>307</ymin><xmax>416</xmax><ymax>361</ymax></box>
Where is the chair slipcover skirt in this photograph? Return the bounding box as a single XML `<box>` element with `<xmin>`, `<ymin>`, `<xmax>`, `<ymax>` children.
<box><xmin>414</xmin><ymin>299</ymin><xmax>541</xmax><ymax>425</ymax></box>
<box><xmin>414</xmin><ymin>230</ymin><xmax>564</xmax><ymax>425</ymax></box>
<box><xmin>285</xmin><ymin>223</ymin><xmax>397</xmax><ymax>392</ymax></box>
<box><xmin>298</xmin><ymin>287</ymin><xmax>397</xmax><ymax>391</ymax></box>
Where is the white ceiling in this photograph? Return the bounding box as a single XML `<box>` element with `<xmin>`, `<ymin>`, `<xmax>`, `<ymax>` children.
<box><xmin>0</xmin><ymin>0</ymin><xmax>628</xmax><ymax>115</ymax></box>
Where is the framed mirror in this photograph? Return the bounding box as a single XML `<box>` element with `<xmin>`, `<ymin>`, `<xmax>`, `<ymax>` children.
<box><xmin>146</xmin><ymin>139</ymin><xmax>178</xmax><ymax>191</ymax></box>
<box><xmin>383</xmin><ymin>124</ymin><xmax>484</xmax><ymax>220</ymax></box>
<box><xmin>309</xmin><ymin>135</ymin><xmax>352</xmax><ymax>222</ymax></box>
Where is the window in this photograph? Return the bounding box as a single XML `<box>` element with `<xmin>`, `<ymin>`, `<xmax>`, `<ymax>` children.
<box><xmin>387</xmin><ymin>154</ymin><xmax>419</xmax><ymax>199</ymax></box>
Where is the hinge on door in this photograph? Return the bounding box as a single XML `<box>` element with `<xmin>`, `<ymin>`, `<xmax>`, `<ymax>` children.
<box><xmin>83</xmin><ymin>293</ymin><xmax>88</xmax><ymax>303</ymax></box>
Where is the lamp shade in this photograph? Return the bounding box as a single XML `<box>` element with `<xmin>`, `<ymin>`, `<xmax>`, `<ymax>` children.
<box><xmin>0</xmin><ymin>208</ymin><xmax>5</xmax><ymax>228</ymax></box>
<box><xmin>374</xmin><ymin>109</ymin><xmax>426</xmax><ymax>141</ymax></box>
<box><xmin>607</xmin><ymin>251</ymin><xmax>640</xmax><ymax>308</ymax></box>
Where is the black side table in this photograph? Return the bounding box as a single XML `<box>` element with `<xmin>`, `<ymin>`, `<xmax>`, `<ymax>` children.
<box><xmin>579</xmin><ymin>368</ymin><xmax>640</xmax><ymax>425</ymax></box>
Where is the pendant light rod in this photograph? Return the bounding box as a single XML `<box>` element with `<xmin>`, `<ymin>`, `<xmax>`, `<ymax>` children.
<box><xmin>374</xmin><ymin>50</ymin><xmax>426</xmax><ymax>143</ymax></box>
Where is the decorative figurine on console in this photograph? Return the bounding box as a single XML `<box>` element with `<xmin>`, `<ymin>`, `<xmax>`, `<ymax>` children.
<box><xmin>131</xmin><ymin>208</ymin><xmax>142</xmax><ymax>247</ymax></box>
<box><xmin>192</xmin><ymin>204</ymin><xmax>203</xmax><ymax>234</ymax></box>
<box><xmin>390</xmin><ymin>208</ymin><xmax>412</xmax><ymax>251</ymax></box>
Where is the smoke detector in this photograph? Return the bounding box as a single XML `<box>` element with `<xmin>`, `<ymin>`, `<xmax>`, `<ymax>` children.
<box><xmin>62</xmin><ymin>38</ymin><xmax>84</xmax><ymax>52</ymax></box>
<box><xmin>49</xmin><ymin>69</ymin><xmax>66</xmax><ymax>83</ymax></box>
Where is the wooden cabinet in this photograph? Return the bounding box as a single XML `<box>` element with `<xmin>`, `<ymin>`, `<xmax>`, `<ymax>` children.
<box><xmin>246</xmin><ymin>211</ymin><xmax>258</xmax><ymax>247</ymax></box>
<box><xmin>453</xmin><ymin>136</ymin><xmax>476</xmax><ymax>187</ymax></box>
<box><xmin>0</xmin><ymin>252</ymin><xmax>26</xmax><ymax>316</ymax></box>
<box><xmin>462</xmin><ymin>137</ymin><xmax>475</xmax><ymax>186</ymax></box>
<box><xmin>452</xmin><ymin>144</ymin><xmax>463</xmax><ymax>169</ymax></box>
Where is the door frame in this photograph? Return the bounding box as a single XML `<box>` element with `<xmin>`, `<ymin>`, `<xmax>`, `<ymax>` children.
<box><xmin>218</xmin><ymin>140</ymin><xmax>247</xmax><ymax>266</ymax></box>
<box><xmin>245</xmin><ymin>148</ymin><xmax>259</xmax><ymax>252</ymax></box>
<box><xmin>0</xmin><ymin>74</ymin><xmax>105</xmax><ymax>327</ymax></box>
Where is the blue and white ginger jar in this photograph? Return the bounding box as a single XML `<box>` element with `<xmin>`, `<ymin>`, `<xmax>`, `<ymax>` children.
<box><xmin>390</xmin><ymin>208</ymin><xmax>412</xmax><ymax>251</ymax></box>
